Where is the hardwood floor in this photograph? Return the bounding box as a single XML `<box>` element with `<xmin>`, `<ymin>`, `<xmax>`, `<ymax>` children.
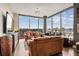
<box><xmin>14</xmin><ymin>39</ymin><xmax>29</xmax><ymax>56</ymax></box>
<box><xmin>52</xmin><ymin>48</ymin><xmax>79</xmax><ymax>56</ymax></box>
<box><xmin>14</xmin><ymin>39</ymin><xmax>79</xmax><ymax>56</ymax></box>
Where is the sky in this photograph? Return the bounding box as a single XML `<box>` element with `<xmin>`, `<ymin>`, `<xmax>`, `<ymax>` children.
<box><xmin>19</xmin><ymin>8</ymin><xmax>73</xmax><ymax>29</ymax></box>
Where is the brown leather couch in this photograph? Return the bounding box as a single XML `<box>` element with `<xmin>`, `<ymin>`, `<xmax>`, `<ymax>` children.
<box><xmin>28</xmin><ymin>36</ymin><xmax>63</xmax><ymax>56</ymax></box>
<box><xmin>0</xmin><ymin>37</ymin><xmax>1</xmax><ymax>55</ymax></box>
<box><xmin>0</xmin><ymin>35</ymin><xmax>13</xmax><ymax>56</ymax></box>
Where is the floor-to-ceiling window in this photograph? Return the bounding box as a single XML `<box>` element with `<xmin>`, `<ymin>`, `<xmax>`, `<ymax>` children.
<box><xmin>19</xmin><ymin>16</ymin><xmax>29</xmax><ymax>29</ymax></box>
<box><xmin>30</xmin><ymin>17</ymin><xmax>38</xmax><ymax>29</ymax></box>
<box><xmin>53</xmin><ymin>14</ymin><xmax>60</xmax><ymax>34</ymax></box>
<box><xmin>30</xmin><ymin>17</ymin><xmax>44</xmax><ymax>32</ymax></box>
<box><xmin>19</xmin><ymin>15</ymin><xmax>43</xmax><ymax>39</ymax></box>
<box><xmin>47</xmin><ymin>7</ymin><xmax>73</xmax><ymax>40</ymax></box>
<box><xmin>19</xmin><ymin>16</ymin><xmax>29</xmax><ymax>39</ymax></box>
<box><xmin>61</xmin><ymin>8</ymin><xmax>73</xmax><ymax>40</ymax></box>
<box><xmin>39</xmin><ymin>18</ymin><xmax>44</xmax><ymax>32</ymax></box>
<box><xmin>19</xmin><ymin>7</ymin><xmax>73</xmax><ymax>39</ymax></box>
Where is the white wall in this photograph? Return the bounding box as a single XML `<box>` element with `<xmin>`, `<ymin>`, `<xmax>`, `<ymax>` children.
<box><xmin>0</xmin><ymin>4</ymin><xmax>13</xmax><ymax>17</ymax></box>
<box><xmin>0</xmin><ymin>11</ymin><xmax>3</xmax><ymax>34</ymax></box>
<box><xmin>13</xmin><ymin>13</ymin><xmax>19</xmax><ymax>31</ymax></box>
<box><xmin>0</xmin><ymin>4</ymin><xmax>13</xmax><ymax>34</ymax></box>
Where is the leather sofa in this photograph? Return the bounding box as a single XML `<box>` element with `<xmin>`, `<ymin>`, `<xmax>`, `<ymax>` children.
<box><xmin>0</xmin><ymin>37</ymin><xmax>1</xmax><ymax>55</ymax></box>
<box><xmin>27</xmin><ymin>36</ymin><xmax>63</xmax><ymax>56</ymax></box>
<box><xmin>0</xmin><ymin>34</ymin><xmax>13</xmax><ymax>56</ymax></box>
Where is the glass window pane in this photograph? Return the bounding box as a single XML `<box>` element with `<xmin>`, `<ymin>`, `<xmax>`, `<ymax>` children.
<box><xmin>53</xmin><ymin>14</ymin><xmax>60</xmax><ymax>29</ymax></box>
<box><xmin>62</xmin><ymin>8</ymin><xmax>73</xmax><ymax>28</ymax></box>
<box><xmin>53</xmin><ymin>14</ymin><xmax>60</xmax><ymax>33</ymax></box>
<box><xmin>62</xmin><ymin>8</ymin><xmax>73</xmax><ymax>39</ymax></box>
<box><xmin>19</xmin><ymin>15</ymin><xmax>29</xmax><ymax>39</ymax></box>
<box><xmin>37</xmin><ymin>18</ymin><xmax>44</xmax><ymax>32</ymax></box>
<box><xmin>19</xmin><ymin>16</ymin><xmax>29</xmax><ymax>29</ymax></box>
<box><xmin>39</xmin><ymin>18</ymin><xmax>43</xmax><ymax>29</ymax></box>
<box><xmin>30</xmin><ymin>17</ymin><xmax>38</xmax><ymax>29</ymax></box>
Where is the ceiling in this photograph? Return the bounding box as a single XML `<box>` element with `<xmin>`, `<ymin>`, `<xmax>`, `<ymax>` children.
<box><xmin>8</xmin><ymin>3</ymin><xmax>73</xmax><ymax>17</ymax></box>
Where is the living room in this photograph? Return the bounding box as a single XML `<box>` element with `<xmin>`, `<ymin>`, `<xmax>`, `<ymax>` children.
<box><xmin>0</xmin><ymin>3</ymin><xmax>79</xmax><ymax>56</ymax></box>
